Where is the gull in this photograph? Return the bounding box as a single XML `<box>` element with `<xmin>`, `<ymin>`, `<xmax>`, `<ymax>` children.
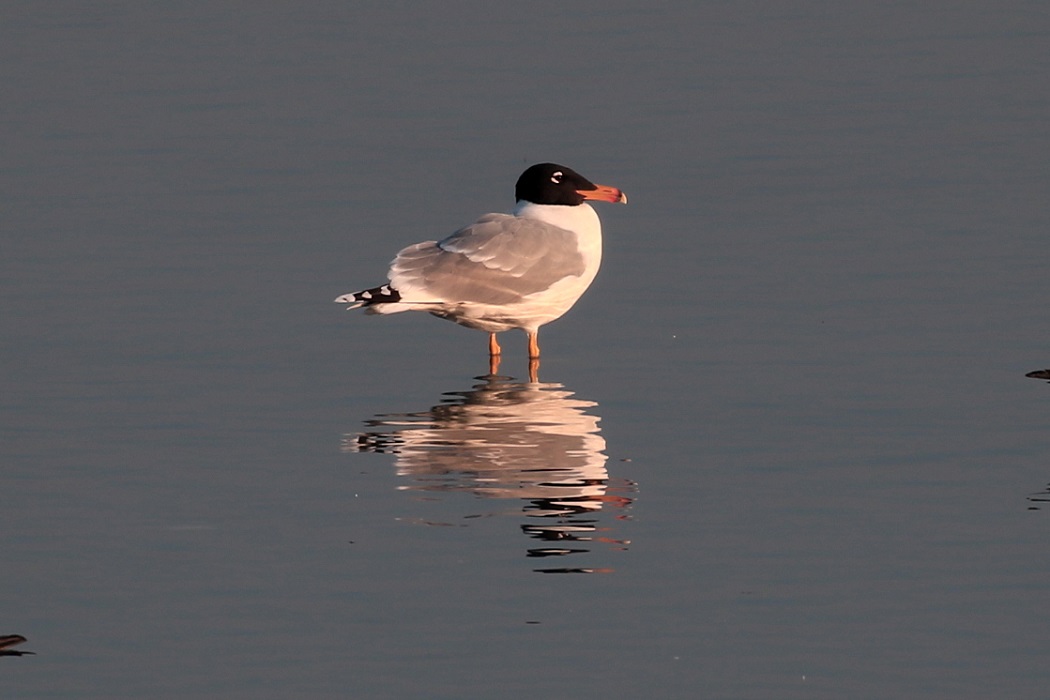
<box><xmin>335</xmin><ymin>163</ymin><xmax>627</xmax><ymax>373</ymax></box>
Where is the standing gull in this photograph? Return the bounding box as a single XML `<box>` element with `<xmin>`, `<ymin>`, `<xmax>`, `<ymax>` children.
<box><xmin>335</xmin><ymin>163</ymin><xmax>627</xmax><ymax>372</ymax></box>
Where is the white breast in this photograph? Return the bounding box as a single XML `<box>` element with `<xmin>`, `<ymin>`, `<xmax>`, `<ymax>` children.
<box><xmin>504</xmin><ymin>201</ymin><xmax>603</xmax><ymax>331</ymax></box>
<box><xmin>513</xmin><ymin>201</ymin><xmax>603</xmax><ymax>280</ymax></box>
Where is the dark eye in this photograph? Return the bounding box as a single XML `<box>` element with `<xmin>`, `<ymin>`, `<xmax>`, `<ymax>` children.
<box><xmin>550</xmin><ymin>171</ymin><xmax>563</xmax><ymax>184</ymax></box>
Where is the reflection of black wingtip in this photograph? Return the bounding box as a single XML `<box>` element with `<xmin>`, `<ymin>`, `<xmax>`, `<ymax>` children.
<box><xmin>0</xmin><ymin>635</ymin><xmax>35</xmax><ymax>656</ymax></box>
<box><xmin>1025</xmin><ymin>369</ymin><xmax>1050</xmax><ymax>381</ymax></box>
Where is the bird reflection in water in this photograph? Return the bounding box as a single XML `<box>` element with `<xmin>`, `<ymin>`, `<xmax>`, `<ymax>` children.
<box><xmin>0</xmin><ymin>635</ymin><xmax>35</xmax><ymax>657</ymax></box>
<box><xmin>348</xmin><ymin>371</ymin><xmax>634</xmax><ymax>573</ymax></box>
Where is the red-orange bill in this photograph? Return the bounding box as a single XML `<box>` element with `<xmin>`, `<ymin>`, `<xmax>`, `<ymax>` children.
<box><xmin>578</xmin><ymin>184</ymin><xmax>628</xmax><ymax>204</ymax></box>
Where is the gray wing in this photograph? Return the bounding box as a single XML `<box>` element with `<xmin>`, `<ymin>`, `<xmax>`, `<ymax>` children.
<box><xmin>389</xmin><ymin>214</ymin><xmax>586</xmax><ymax>305</ymax></box>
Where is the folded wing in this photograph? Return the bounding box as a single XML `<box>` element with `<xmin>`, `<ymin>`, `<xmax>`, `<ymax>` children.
<box><xmin>389</xmin><ymin>214</ymin><xmax>586</xmax><ymax>306</ymax></box>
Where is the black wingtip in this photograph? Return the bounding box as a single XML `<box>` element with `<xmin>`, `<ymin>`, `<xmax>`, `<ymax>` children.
<box><xmin>336</xmin><ymin>284</ymin><xmax>402</xmax><ymax>308</ymax></box>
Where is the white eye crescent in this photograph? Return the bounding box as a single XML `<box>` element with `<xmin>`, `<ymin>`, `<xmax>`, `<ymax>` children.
<box><xmin>550</xmin><ymin>171</ymin><xmax>563</xmax><ymax>184</ymax></box>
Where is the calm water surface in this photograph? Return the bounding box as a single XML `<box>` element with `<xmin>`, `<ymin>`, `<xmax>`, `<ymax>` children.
<box><xmin>2</xmin><ymin>2</ymin><xmax>1049</xmax><ymax>698</ymax></box>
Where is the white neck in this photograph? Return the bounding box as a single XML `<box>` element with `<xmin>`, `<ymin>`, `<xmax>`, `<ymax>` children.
<box><xmin>513</xmin><ymin>201</ymin><xmax>601</xmax><ymax>238</ymax></box>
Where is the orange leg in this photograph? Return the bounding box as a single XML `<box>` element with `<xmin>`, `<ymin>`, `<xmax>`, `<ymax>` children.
<box><xmin>488</xmin><ymin>332</ymin><xmax>501</xmax><ymax>357</ymax></box>
<box><xmin>527</xmin><ymin>331</ymin><xmax>540</xmax><ymax>360</ymax></box>
<box><xmin>528</xmin><ymin>357</ymin><xmax>539</xmax><ymax>383</ymax></box>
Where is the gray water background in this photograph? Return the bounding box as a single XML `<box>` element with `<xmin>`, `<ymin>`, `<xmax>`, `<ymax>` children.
<box><xmin>2</xmin><ymin>2</ymin><xmax>1049</xmax><ymax>698</ymax></box>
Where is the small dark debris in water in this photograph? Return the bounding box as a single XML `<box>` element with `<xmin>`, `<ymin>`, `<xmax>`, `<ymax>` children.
<box><xmin>525</xmin><ymin>620</ymin><xmax>541</xmax><ymax>625</ymax></box>
<box><xmin>1025</xmin><ymin>369</ymin><xmax>1050</xmax><ymax>381</ymax></box>
<box><xmin>0</xmin><ymin>635</ymin><xmax>35</xmax><ymax>657</ymax></box>
<box><xmin>1026</xmin><ymin>483</ymin><xmax>1050</xmax><ymax>508</ymax></box>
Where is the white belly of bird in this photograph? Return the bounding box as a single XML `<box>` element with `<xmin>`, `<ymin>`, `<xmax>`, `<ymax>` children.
<box><xmin>438</xmin><ymin>266</ymin><xmax>597</xmax><ymax>332</ymax></box>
